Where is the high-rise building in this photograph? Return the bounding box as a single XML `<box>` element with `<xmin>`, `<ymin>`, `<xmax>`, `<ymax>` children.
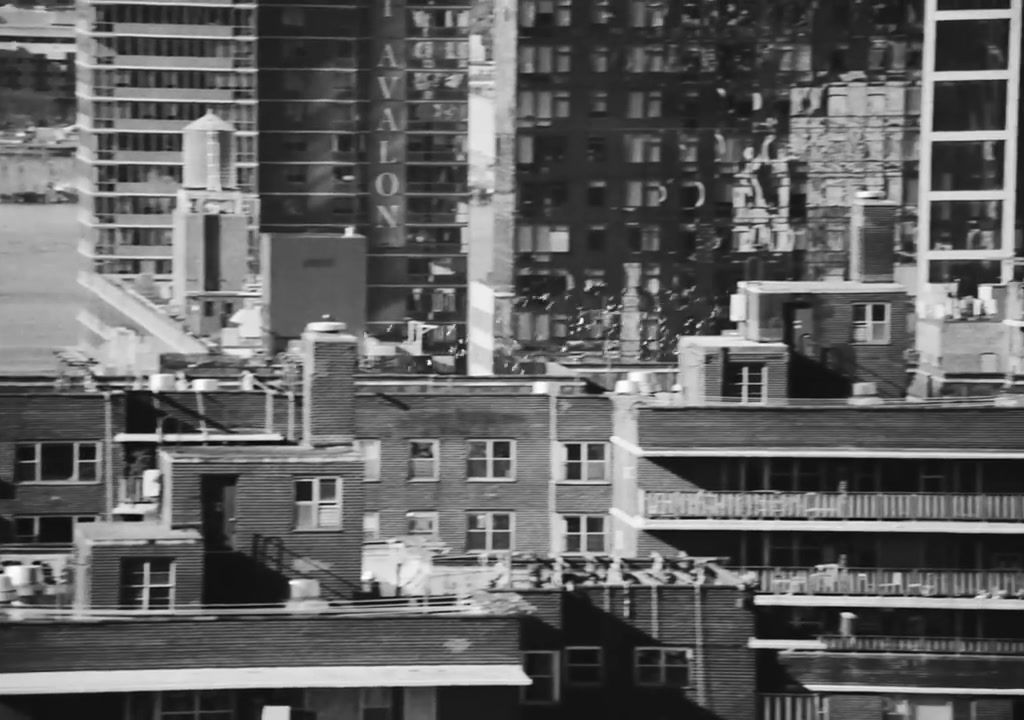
<box><xmin>916</xmin><ymin>0</ymin><xmax>1021</xmax><ymax>294</ymax></box>
<box><xmin>77</xmin><ymin>1</ymin><xmax>476</xmax><ymax>361</ymax></box>
<box><xmin>508</xmin><ymin>0</ymin><xmax>933</xmax><ymax>363</ymax></box>
<box><xmin>75</xmin><ymin>0</ymin><xmax>259</xmax><ymax>283</ymax></box>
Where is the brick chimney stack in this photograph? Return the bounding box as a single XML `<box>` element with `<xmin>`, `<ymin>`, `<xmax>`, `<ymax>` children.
<box><xmin>301</xmin><ymin>318</ymin><xmax>358</xmax><ymax>447</ymax></box>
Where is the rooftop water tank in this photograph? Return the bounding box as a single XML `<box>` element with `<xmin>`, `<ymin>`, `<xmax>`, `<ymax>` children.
<box><xmin>182</xmin><ymin>111</ymin><xmax>237</xmax><ymax>192</ymax></box>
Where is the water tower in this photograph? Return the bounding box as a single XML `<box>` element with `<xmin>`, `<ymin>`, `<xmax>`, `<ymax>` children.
<box><xmin>172</xmin><ymin>111</ymin><xmax>260</xmax><ymax>343</ymax></box>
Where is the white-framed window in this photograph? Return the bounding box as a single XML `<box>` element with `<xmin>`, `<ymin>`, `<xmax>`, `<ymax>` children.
<box><xmin>13</xmin><ymin>441</ymin><xmax>101</xmax><ymax>483</ymax></box>
<box><xmin>625</xmin><ymin>133</ymin><xmax>662</xmax><ymax>163</ymax></box>
<box><xmin>294</xmin><ymin>477</ymin><xmax>342</xmax><ymax>530</ymax></box>
<box><xmin>363</xmin><ymin>511</ymin><xmax>380</xmax><ymax>542</ymax></box>
<box><xmin>724</xmin><ymin>363</ymin><xmax>767</xmax><ymax>404</ymax></box>
<box><xmin>406</xmin><ymin>511</ymin><xmax>439</xmax><ymax>536</ymax></box>
<box><xmin>359</xmin><ymin>688</ymin><xmax>394</xmax><ymax>720</ymax></box>
<box><xmin>466</xmin><ymin>511</ymin><xmax>514</xmax><ymax>552</ymax></box>
<box><xmin>466</xmin><ymin>440</ymin><xmax>515</xmax><ymax>481</ymax></box>
<box><xmin>408</xmin><ymin>440</ymin><xmax>440</xmax><ymax>481</ymax></box>
<box><xmin>121</xmin><ymin>557</ymin><xmax>175</xmax><ymax>609</ymax></box>
<box><xmin>355</xmin><ymin>440</ymin><xmax>381</xmax><ymax>482</ymax></box>
<box><xmin>157</xmin><ymin>690</ymin><xmax>234</xmax><ymax>720</ymax></box>
<box><xmin>522</xmin><ymin>651</ymin><xmax>560</xmax><ymax>704</ymax></box>
<box><xmin>562</xmin><ymin>514</ymin><xmax>607</xmax><ymax>554</ymax></box>
<box><xmin>560</xmin><ymin>442</ymin><xmax>608</xmax><ymax>482</ymax></box>
<box><xmin>565</xmin><ymin>646</ymin><xmax>604</xmax><ymax>686</ymax></box>
<box><xmin>634</xmin><ymin>647</ymin><xmax>692</xmax><ymax>687</ymax></box>
<box><xmin>13</xmin><ymin>515</ymin><xmax>97</xmax><ymax>544</ymax></box>
<box><xmin>852</xmin><ymin>302</ymin><xmax>891</xmax><ymax>344</ymax></box>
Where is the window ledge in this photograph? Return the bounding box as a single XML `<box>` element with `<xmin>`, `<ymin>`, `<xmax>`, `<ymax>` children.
<box><xmin>15</xmin><ymin>480</ymin><xmax>102</xmax><ymax>486</ymax></box>
<box><xmin>291</xmin><ymin>528</ymin><xmax>344</xmax><ymax>534</ymax></box>
<box><xmin>466</xmin><ymin>478</ymin><xmax>517</xmax><ymax>483</ymax></box>
<box><xmin>408</xmin><ymin>478</ymin><xmax>440</xmax><ymax>483</ymax></box>
<box><xmin>556</xmin><ymin>481</ymin><xmax>611</xmax><ymax>486</ymax></box>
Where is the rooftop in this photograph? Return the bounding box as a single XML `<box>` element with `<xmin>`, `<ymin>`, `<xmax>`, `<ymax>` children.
<box><xmin>739</xmin><ymin>280</ymin><xmax>908</xmax><ymax>295</ymax></box>
<box><xmin>75</xmin><ymin>524</ymin><xmax>200</xmax><ymax>544</ymax></box>
<box><xmin>163</xmin><ymin>445</ymin><xmax>360</xmax><ymax>462</ymax></box>
<box><xmin>680</xmin><ymin>335</ymin><xmax>789</xmax><ymax>350</ymax></box>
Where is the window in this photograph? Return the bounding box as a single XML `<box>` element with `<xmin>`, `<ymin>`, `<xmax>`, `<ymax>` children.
<box><xmin>356</xmin><ymin>440</ymin><xmax>381</xmax><ymax>482</ymax></box>
<box><xmin>466</xmin><ymin>440</ymin><xmax>515</xmax><ymax>480</ymax></box>
<box><xmin>14</xmin><ymin>442</ymin><xmax>100</xmax><ymax>483</ymax></box>
<box><xmin>627</xmin><ymin>90</ymin><xmax>663</xmax><ymax>118</ymax></box>
<box><xmin>466</xmin><ymin>511</ymin><xmax>514</xmax><ymax>552</ymax></box>
<box><xmin>363</xmin><ymin>511</ymin><xmax>380</xmax><ymax>542</ymax></box>
<box><xmin>561</xmin><ymin>442</ymin><xmax>607</xmax><ymax>482</ymax></box>
<box><xmin>294</xmin><ymin>478</ymin><xmax>342</xmax><ymax>530</ymax></box>
<box><xmin>591</xmin><ymin>46</ymin><xmax>610</xmax><ymax>72</ymax></box>
<box><xmin>852</xmin><ymin>303</ymin><xmax>891</xmax><ymax>344</ymax></box>
<box><xmin>13</xmin><ymin>515</ymin><xmax>97</xmax><ymax>544</ymax></box>
<box><xmin>627</xmin><ymin>225</ymin><xmax>661</xmax><ymax>252</ymax></box>
<box><xmin>634</xmin><ymin>647</ymin><xmax>692</xmax><ymax>687</ymax></box>
<box><xmin>360</xmin><ymin>688</ymin><xmax>394</xmax><ymax>720</ymax></box>
<box><xmin>522</xmin><ymin>651</ymin><xmax>560</xmax><ymax>704</ymax></box>
<box><xmin>158</xmin><ymin>690</ymin><xmax>234</xmax><ymax>720</ymax></box>
<box><xmin>406</xmin><ymin>511</ymin><xmax>439</xmax><ymax>536</ymax></box>
<box><xmin>723</xmin><ymin>363</ymin><xmax>766</xmax><ymax>404</ymax></box>
<box><xmin>565</xmin><ymin>646</ymin><xmax>603</xmax><ymax>686</ymax></box>
<box><xmin>589</xmin><ymin>91</ymin><xmax>608</xmax><ymax>117</ymax></box>
<box><xmin>562</xmin><ymin>515</ymin><xmax>606</xmax><ymax>554</ymax></box>
<box><xmin>625</xmin><ymin>133</ymin><xmax>662</xmax><ymax>163</ymax></box>
<box><xmin>408</xmin><ymin>440</ymin><xmax>440</xmax><ymax>481</ymax></box>
<box><xmin>626</xmin><ymin>181</ymin><xmax>665</xmax><ymax>207</ymax></box>
<box><xmin>121</xmin><ymin>558</ymin><xmax>175</xmax><ymax>609</ymax></box>
<box><xmin>587</xmin><ymin>181</ymin><xmax>607</xmax><ymax>207</ymax></box>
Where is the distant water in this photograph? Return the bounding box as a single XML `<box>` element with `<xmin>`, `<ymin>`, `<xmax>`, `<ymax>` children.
<box><xmin>0</xmin><ymin>203</ymin><xmax>81</xmax><ymax>374</ymax></box>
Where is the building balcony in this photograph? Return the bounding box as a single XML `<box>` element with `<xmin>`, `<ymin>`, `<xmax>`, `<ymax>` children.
<box><xmin>819</xmin><ymin>635</ymin><xmax>1024</xmax><ymax>656</ymax></box>
<box><xmin>749</xmin><ymin>567</ymin><xmax>1024</xmax><ymax>607</ymax></box>
<box><xmin>639</xmin><ymin>491</ymin><xmax>1024</xmax><ymax>532</ymax></box>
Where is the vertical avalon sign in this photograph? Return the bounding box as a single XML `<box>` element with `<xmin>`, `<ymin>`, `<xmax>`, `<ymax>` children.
<box><xmin>370</xmin><ymin>0</ymin><xmax>407</xmax><ymax>248</ymax></box>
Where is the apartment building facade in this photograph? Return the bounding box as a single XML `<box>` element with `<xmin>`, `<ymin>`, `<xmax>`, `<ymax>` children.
<box><xmin>75</xmin><ymin>0</ymin><xmax>259</xmax><ymax>280</ymax></box>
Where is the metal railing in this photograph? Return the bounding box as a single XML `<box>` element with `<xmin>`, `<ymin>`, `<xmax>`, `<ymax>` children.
<box><xmin>820</xmin><ymin>635</ymin><xmax>1024</xmax><ymax>655</ymax></box>
<box><xmin>750</xmin><ymin>567</ymin><xmax>1024</xmax><ymax>598</ymax></box>
<box><xmin>251</xmin><ymin>534</ymin><xmax>362</xmax><ymax>600</ymax></box>
<box><xmin>644</xmin><ymin>491</ymin><xmax>1024</xmax><ymax>522</ymax></box>
<box><xmin>760</xmin><ymin>694</ymin><xmax>825</xmax><ymax>720</ymax></box>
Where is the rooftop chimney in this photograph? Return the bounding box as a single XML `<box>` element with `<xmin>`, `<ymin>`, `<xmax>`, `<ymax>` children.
<box><xmin>302</xmin><ymin>317</ymin><xmax>358</xmax><ymax>447</ymax></box>
<box><xmin>849</xmin><ymin>191</ymin><xmax>897</xmax><ymax>283</ymax></box>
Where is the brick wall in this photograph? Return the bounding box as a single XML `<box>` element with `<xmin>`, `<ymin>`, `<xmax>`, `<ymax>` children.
<box><xmin>519</xmin><ymin>586</ymin><xmax>756</xmax><ymax>720</ymax></box>
<box><xmin>356</xmin><ymin>392</ymin><xmax>551</xmax><ymax>554</ymax></box>
<box><xmin>780</xmin><ymin>653</ymin><xmax>1024</xmax><ymax>690</ymax></box>
<box><xmin>0</xmin><ymin>393</ymin><xmax>123</xmax><ymax>520</ymax></box>
<box><xmin>0</xmin><ymin>615</ymin><xmax>522</xmax><ymax>671</ymax></box>
<box><xmin>827</xmin><ymin>694</ymin><xmax>883</xmax><ymax>720</ymax></box>
<box><xmin>85</xmin><ymin>541</ymin><xmax>204</xmax><ymax>609</ymax></box>
<box><xmin>165</xmin><ymin>451</ymin><xmax>363</xmax><ymax>600</ymax></box>
<box><xmin>303</xmin><ymin>328</ymin><xmax>358</xmax><ymax>446</ymax></box>
<box><xmin>635</xmin><ymin>406</ymin><xmax>1024</xmax><ymax>450</ymax></box>
<box><xmin>803</xmin><ymin>291</ymin><xmax>910</xmax><ymax>397</ymax></box>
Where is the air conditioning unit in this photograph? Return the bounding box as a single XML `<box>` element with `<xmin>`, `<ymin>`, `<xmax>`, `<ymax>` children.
<box><xmin>141</xmin><ymin>469</ymin><xmax>162</xmax><ymax>499</ymax></box>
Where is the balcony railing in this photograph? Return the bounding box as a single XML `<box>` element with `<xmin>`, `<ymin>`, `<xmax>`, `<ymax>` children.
<box><xmin>820</xmin><ymin>635</ymin><xmax>1024</xmax><ymax>655</ymax></box>
<box><xmin>750</xmin><ymin>567</ymin><xmax>1024</xmax><ymax>598</ymax></box>
<box><xmin>643</xmin><ymin>491</ymin><xmax>1024</xmax><ymax>522</ymax></box>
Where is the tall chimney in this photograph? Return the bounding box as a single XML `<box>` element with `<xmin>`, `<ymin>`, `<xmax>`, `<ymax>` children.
<box><xmin>302</xmin><ymin>318</ymin><xmax>358</xmax><ymax>447</ymax></box>
<box><xmin>620</xmin><ymin>262</ymin><xmax>643</xmax><ymax>361</ymax></box>
<box><xmin>849</xmin><ymin>191</ymin><xmax>897</xmax><ymax>283</ymax></box>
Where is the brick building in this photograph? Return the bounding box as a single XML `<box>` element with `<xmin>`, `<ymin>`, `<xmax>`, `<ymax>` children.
<box><xmin>0</xmin><ymin>320</ymin><xmax>757</xmax><ymax>720</ymax></box>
